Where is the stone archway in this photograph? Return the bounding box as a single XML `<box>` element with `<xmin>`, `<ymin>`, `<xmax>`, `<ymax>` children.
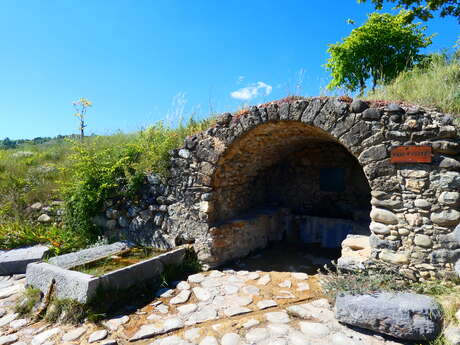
<box><xmin>207</xmin><ymin>120</ymin><xmax>372</xmax><ymax>267</ymax></box>
<box><xmin>165</xmin><ymin>97</ymin><xmax>460</xmax><ymax>280</ymax></box>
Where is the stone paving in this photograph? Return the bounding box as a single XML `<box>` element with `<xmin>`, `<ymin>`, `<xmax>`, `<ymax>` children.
<box><xmin>0</xmin><ymin>270</ymin><xmax>408</xmax><ymax>345</ymax></box>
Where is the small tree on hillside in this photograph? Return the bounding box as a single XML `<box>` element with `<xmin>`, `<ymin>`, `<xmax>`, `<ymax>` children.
<box><xmin>72</xmin><ymin>98</ymin><xmax>92</xmax><ymax>139</ymax></box>
<box><xmin>358</xmin><ymin>0</ymin><xmax>460</xmax><ymax>22</ymax></box>
<box><xmin>325</xmin><ymin>11</ymin><xmax>433</xmax><ymax>94</ymax></box>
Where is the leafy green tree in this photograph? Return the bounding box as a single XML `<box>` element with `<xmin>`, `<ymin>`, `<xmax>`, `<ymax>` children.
<box><xmin>325</xmin><ymin>11</ymin><xmax>433</xmax><ymax>94</ymax></box>
<box><xmin>358</xmin><ymin>0</ymin><xmax>460</xmax><ymax>22</ymax></box>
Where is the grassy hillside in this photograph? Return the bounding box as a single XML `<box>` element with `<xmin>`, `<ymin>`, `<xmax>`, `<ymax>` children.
<box><xmin>366</xmin><ymin>51</ymin><xmax>460</xmax><ymax>115</ymax></box>
<box><xmin>0</xmin><ymin>118</ymin><xmax>212</xmax><ymax>254</ymax></box>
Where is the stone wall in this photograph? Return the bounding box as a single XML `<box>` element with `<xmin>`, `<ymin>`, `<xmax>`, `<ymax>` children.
<box><xmin>100</xmin><ymin>96</ymin><xmax>460</xmax><ymax>280</ymax></box>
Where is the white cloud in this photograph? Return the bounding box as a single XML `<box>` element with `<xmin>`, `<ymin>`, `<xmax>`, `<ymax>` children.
<box><xmin>230</xmin><ymin>81</ymin><xmax>273</xmax><ymax>101</ymax></box>
<box><xmin>237</xmin><ymin>76</ymin><xmax>245</xmax><ymax>84</ymax></box>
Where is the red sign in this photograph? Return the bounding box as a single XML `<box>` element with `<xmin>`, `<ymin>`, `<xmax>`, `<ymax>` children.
<box><xmin>391</xmin><ymin>146</ymin><xmax>432</xmax><ymax>163</ymax></box>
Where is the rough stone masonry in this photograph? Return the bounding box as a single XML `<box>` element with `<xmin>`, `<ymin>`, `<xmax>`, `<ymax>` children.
<box><xmin>98</xmin><ymin>96</ymin><xmax>460</xmax><ymax>281</ymax></box>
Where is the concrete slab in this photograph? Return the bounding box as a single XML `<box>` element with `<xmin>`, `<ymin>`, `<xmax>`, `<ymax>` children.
<box><xmin>48</xmin><ymin>242</ymin><xmax>129</xmax><ymax>269</ymax></box>
<box><xmin>0</xmin><ymin>245</ymin><xmax>49</xmax><ymax>275</ymax></box>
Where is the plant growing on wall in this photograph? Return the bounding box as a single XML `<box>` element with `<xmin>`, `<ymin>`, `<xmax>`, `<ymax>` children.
<box><xmin>72</xmin><ymin>98</ymin><xmax>92</xmax><ymax>139</ymax></box>
<box><xmin>325</xmin><ymin>11</ymin><xmax>433</xmax><ymax>94</ymax></box>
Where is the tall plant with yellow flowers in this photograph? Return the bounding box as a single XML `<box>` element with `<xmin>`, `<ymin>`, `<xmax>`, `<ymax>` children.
<box><xmin>72</xmin><ymin>98</ymin><xmax>92</xmax><ymax>139</ymax></box>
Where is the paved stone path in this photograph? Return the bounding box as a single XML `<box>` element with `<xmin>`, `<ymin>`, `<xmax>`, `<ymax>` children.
<box><xmin>0</xmin><ymin>270</ymin><xmax>408</xmax><ymax>345</ymax></box>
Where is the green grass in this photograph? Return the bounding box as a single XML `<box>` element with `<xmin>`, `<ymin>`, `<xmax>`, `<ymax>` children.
<box><xmin>15</xmin><ymin>287</ymin><xmax>42</xmax><ymax>316</ymax></box>
<box><xmin>0</xmin><ymin>117</ymin><xmax>213</xmax><ymax>252</ymax></box>
<box><xmin>366</xmin><ymin>51</ymin><xmax>460</xmax><ymax>115</ymax></box>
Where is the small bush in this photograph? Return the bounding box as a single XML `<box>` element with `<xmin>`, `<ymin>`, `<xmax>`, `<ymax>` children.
<box><xmin>44</xmin><ymin>298</ymin><xmax>87</xmax><ymax>324</ymax></box>
<box><xmin>319</xmin><ymin>264</ymin><xmax>411</xmax><ymax>301</ymax></box>
<box><xmin>0</xmin><ymin>221</ymin><xmax>87</xmax><ymax>255</ymax></box>
<box><xmin>61</xmin><ymin>119</ymin><xmax>212</xmax><ymax>243</ymax></box>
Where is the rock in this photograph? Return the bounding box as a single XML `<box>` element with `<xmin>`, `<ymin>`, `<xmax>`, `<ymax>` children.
<box><xmin>362</xmin><ymin>108</ymin><xmax>382</xmax><ymax>120</ymax></box>
<box><xmin>444</xmin><ymin>325</ymin><xmax>460</xmax><ymax>345</ymax></box>
<box><xmin>186</xmin><ymin>305</ymin><xmax>217</xmax><ymax>324</ymax></box>
<box><xmin>170</xmin><ymin>289</ymin><xmax>191</xmax><ymax>304</ymax></box>
<box><xmin>291</xmin><ymin>272</ymin><xmax>308</xmax><ymax>280</ymax></box>
<box><xmin>199</xmin><ymin>336</ymin><xmax>219</xmax><ymax>345</ymax></box>
<box><xmin>188</xmin><ymin>273</ymin><xmax>205</xmax><ymax>283</ymax></box>
<box><xmin>431</xmin><ymin>210</ymin><xmax>460</xmax><ymax>227</ymax></box>
<box><xmin>221</xmin><ymin>333</ymin><xmax>241</xmax><ymax>345</ymax></box>
<box><xmin>296</xmin><ymin>283</ymin><xmax>310</xmax><ymax>293</ymax></box>
<box><xmin>432</xmin><ymin>141</ymin><xmax>460</xmax><ymax>155</ymax></box>
<box><xmin>178</xmin><ymin>149</ymin><xmax>191</xmax><ymax>159</ymax></box>
<box><xmin>37</xmin><ymin>214</ymin><xmax>51</xmax><ymax>223</ymax></box>
<box><xmin>350</xmin><ymin>100</ymin><xmax>369</xmax><ymax>113</ymax></box>
<box><xmin>30</xmin><ymin>202</ymin><xmax>43</xmax><ymax>211</ymax></box>
<box><xmin>369</xmin><ymin>221</ymin><xmax>390</xmax><ymax>235</ymax></box>
<box><xmin>163</xmin><ymin>317</ymin><xmax>184</xmax><ymax>332</ymax></box>
<box><xmin>371</xmin><ymin>197</ymin><xmax>403</xmax><ymax>209</ymax></box>
<box><xmin>439</xmin><ymin>157</ymin><xmax>460</xmax><ymax>170</ymax></box>
<box><xmin>184</xmin><ymin>328</ymin><xmax>201</xmax><ymax>341</ymax></box>
<box><xmin>439</xmin><ymin>192</ymin><xmax>460</xmax><ymax>206</ymax></box>
<box><xmin>224</xmin><ymin>306</ymin><xmax>251</xmax><ymax>317</ymax></box>
<box><xmin>0</xmin><ymin>334</ymin><xmax>18</xmax><ymax>345</ymax></box>
<box><xmin>257</xmin><ymin>274</ymin><xmax>271</xmax><ymax>285</ymax></box>
<box><xmin>31</xmin><ymin>327</ymin><xmax>61</xmax><ymax>345</ymax></box>
<box><xmin>129</xmin><ymin>324</ymin><xmax>163</xmax><ymax>341</ymax></box>
<box><xmin>335</xmin><ymin>292</ymin><xmax>442</xmax><ymax>340</ymax></box>
<box><xmin>358</xmin><ymin>144</ymin><xmax>387</xmax><ymax>164</ymax></box>
<box><xmin>342</xmin><ymin>235</ymin><xmax>369</xmax><ymax>250</ymax></box>
<box><xmin>299</xmin><ymin>321</ymin><xmax>330</xmax><ymax>338</ymax></box>
<box><xmin>192</xmin><ymin>287</ymin><xmax>212</xmax><ymax>302</ymax></box>
<box><xmin>61</xmin><ymin>326</ymin><xmax>87</xmax><ymax>342</ymax></box>
<box><xmin>387</xmin><ymin>103</ymin><xmax>404</xmax><ymax>113</ymax></box>
<box><xmin>370</xmin><ymin>208</ymin><xmax>398</xmax><ymax>225</ymax></box>
<box><xmin>414</xmin><ymin>234</ymin><xmax>433</xmax><ymax>248</ymax></box>
<box><xmin>380</xmin><ymin>250</ymin><xmax>409</xmax><ymax>264</ymax></box>
<box><xmin>176</xmin><ymin>281</ymin><xmax>190</xmax><ymax>290</ymax></box>
<box><xmin>245</xmin><ymin>328</ymin><xmax>269</xmax><ymax>343</ymax></box>
<box><xmin>102</xmin><ymin>315</ymin><xmax>129</xmax><ymax>331</ymax></box>
<box><xmin>177</xmin><ymin>303</ymin><xmax>198</xmax><ymax>315</ymax></box>
<box><xmin>0</xmin><ymin>245</ymin><xmax>49</xmax><ymax>275</ymax></box>
<box><xmin>9</xmin><ymin>318</ymin><xmax>26</xmax><ymax>329</ymax></box>
<box><xmin>101</xmin><ymin>341</ymin><xmax>118</xmax><ymax>345</ymax></box>
<box><xmin>257</xmin><ymin>299</ymin><xmax>277</xmax><ymax>310</ymax></box>
<box><xmin>278</xmin><ymin>279</ymin><xmax>292</xmax><ymax>288</ymax></box>
<box><xmin>88</xmin><ymin>329</ymin><xmax>108</xmax><ymax>343</ymax></box>
<box><xmin>414</xmin><ymin>199</ymin><xmax>431</xmax><ymax>209</ymax></box>
<box><xmin>242</xmin><ymin>319</ymin><xmax>259</xmax><ymax>328</ymax></box>
<box><xmin>242</xmin><ymin>285</ymin><xmax>260</xmax><ymax>295</ymax></box>
<box><xmin>265</xmin><ymin>311</ymin><xmax>290</xmax><ymax>323</ymax></box>
<box><xmin>0</xmin><ymin>313</ymin><xmax>18</xmax><ymax>327</ymax></box>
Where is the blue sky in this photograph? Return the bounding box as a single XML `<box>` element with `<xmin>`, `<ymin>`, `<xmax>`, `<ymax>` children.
<box><xmin>0</xmin><ymin>0</ymin><xmax>458</xmax><ymax>140</ymax></box>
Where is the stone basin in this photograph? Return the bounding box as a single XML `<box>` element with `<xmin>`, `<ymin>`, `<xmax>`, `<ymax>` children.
<box><xmin>25</xmin><ymin>243</ymin><xmax>188</xmax><ymax>303</ymax></box>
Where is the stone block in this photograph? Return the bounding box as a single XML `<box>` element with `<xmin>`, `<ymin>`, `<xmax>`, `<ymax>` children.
<box><xmin>0</xmin><ymin>245</ymin><xmax>49</xmax><ymax>275</ymax></box>
<box><xmin>26</xmin><ymin>262</ymin><xmax>99</xmax><ymax>303</ymax></box>
<box><xmin>380</xmin><ymin>250</ymin><xmax>409</xmax><ymax>264</ymax></box>
<box><xmin>27</xmin><ymin>246</ymin><xmax>187</xmax><ymax>304</ymax></box>
<box><xmin>370</xmin><ymin>208</ymin><xmax>398</xmax><ymax>225</ymax></box>
<box><xmin>431</xmin><ymin>210</ymin><xmax>460</xmax><ymax>227</ymax></box>
<box><xmin>48</xmin><ymin>242</ymin><xmax>129</xmax><ymax>269</ymax></box>
<box><xmin>335</xmin><ymin>292</ymin><xmax>442</xmax><ymax>340</ymax></box>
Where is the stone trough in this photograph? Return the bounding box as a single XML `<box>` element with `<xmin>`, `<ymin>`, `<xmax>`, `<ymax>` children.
<box><xmin>25</xmin><ymin>242</ymin><xmax>188</xmax><ymax>303</ymax></box>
